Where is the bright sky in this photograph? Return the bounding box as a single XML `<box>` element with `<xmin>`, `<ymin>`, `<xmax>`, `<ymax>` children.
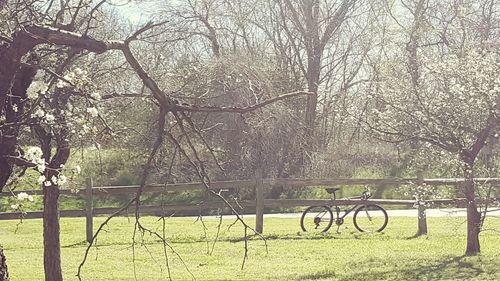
<box><xmin>109</xmin><ymin>0</ymin><xmax>151</xmax><ymax>23</ymax></box>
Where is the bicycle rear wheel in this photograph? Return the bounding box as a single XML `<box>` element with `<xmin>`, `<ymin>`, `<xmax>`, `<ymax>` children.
<box><xmin>353</xmin><ymin>204</ymin><xmax>388</xmax><ymax>232</ymax></box>
<box><xmin>300</xmin><ymin>206</ymin><xmax>334</xmax><ymax>233</ymax></box>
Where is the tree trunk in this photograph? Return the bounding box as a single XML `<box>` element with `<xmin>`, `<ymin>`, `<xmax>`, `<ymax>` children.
<box><xmin>0</xmin><ymin>136</ymin><xmax>15</xmax><ymax>191</ymax></box>
<box><xmin>0</xmin><ymin>247</ymin><xmax>9</xmax><ymax>281</ymax></box>
<box><xmin>0</xmin><ymin>62</ymin><xmax>37</xmax><ymax>192</ymax></box>
<box><xmin>43</xmin><ymin>185</ymin><xmax>62</xmax><ymax>281</ymax></box>
<box><xmin>462</xmin><ymin>160</ymin><xmax>481</xmax><ymax>256</ymax></box>
<box><xmin>305</xmin><ymin>56</ymin><xmax>320</xmax><ymax>145</ymax></box>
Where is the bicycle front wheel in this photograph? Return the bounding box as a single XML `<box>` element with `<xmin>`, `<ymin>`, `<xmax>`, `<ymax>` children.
<box><xmin>300</xmin><ymin>206</ymin><xmax>334</xmax><ymax>233</ymax></box>
<box><xmin>353</xmin><ymin>204</ymin><xmax>388</xmax><ymax>232</ymax></box>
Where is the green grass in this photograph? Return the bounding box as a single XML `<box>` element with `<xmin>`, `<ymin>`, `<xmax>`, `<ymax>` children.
<box><xmin>1</xmin><ymin>216</ymin><xmax>499</xmax><ymax>280</ymax></box>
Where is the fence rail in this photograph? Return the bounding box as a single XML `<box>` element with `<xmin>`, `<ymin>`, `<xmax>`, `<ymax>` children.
<box><xmin>1</xmin><ymin>177</ymin><xmax>499</xmax><ymax>241</ymax></box>
<box><xmin>2</xmin><ymin>178</ymin><xmax>499</xmax><ymax>198</ymax></box>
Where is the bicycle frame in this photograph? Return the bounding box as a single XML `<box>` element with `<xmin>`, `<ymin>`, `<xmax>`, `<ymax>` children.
<box><xmin>332</xmin><ymin>204</ymin><xmax>357</xmax><ymax>222</ymax></box>
<box><xmin>330</xmin><ymin>193</ymin><xmax>369</xmax><ymax>223</ymax></box>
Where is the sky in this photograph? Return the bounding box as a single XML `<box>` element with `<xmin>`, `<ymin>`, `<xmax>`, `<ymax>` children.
<box><xmin>109</xmin><ymin>0</ymin><xmax>151</xmax><ymax>23</ymax></box>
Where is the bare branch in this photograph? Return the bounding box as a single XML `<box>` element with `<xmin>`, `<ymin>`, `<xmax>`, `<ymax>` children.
<box><xmin>174</xmin><ymin>91</ymin><xmax>312</xmax><ymax>113</ymax></box>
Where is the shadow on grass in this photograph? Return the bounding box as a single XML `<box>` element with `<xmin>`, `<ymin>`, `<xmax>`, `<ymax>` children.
<box><xmin>62</xmin><ymin>240</ymin><xmax>88</xmax><ymax>248</ymax></box>
<box><xmin>297</xmin><ymin>271</ymin><xmax>336</xmax><ymax>280</ymax></box>
<box><xmin>228</xmin><ymin>231</ymin><xmax>386</xmax><ymax>243</ymax></box>
<box><xmin>58</xmin><ymin>232</ymin><xmax>386</xmax><ymax>248</ymax></box>
<box><xmin>295</xmin><ymin>256</ymin><xmax>489</xmax><ymax>281</ymax></box>
<box><xmin>405</xmin><ymin>232</ymin><xmax>429</xmax><ymax>240</ymax></box>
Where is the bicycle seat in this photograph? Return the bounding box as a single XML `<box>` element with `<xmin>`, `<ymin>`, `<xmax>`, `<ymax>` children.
<box><xmin>325</xmin><ymin>187</ymin><xmax>341</xmax><ymax>194</ymax></box>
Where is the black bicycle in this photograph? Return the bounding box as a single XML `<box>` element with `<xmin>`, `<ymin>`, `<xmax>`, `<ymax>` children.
<box><xmin>300</xmin><ymin>187</ymin><xmax>388</xmax><ymax>233</ymax></box>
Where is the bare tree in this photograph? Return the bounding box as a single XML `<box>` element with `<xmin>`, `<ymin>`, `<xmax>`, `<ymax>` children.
<box><xmin>277</xmin><ymin>0</ymin><xmax>358</xmax><ymax>150</ymax></box>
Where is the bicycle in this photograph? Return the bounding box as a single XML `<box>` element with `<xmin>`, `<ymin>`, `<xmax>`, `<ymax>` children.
<box><xmin>300</xmin><ymin>187</ymin><xmax>388</xmax><ymax>233</ymax></box>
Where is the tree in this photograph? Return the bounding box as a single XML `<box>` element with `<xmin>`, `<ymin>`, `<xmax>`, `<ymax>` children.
<box><xmin>276</xmin><ymin>0</ymin><xmax>358</xmax><ymax>150</ymax></box>
<box><xmin>1</xmin><ymin>2</ymin><xmax>310</xmax><ymax>279</ymax></box>
<box><xmin>368</xmin><ymin>47</ymin><xmax>500</xmax><ymax>255</ymax></box>
<box><xmin>0</xmin><ymin>2</ymin><xmax>165</xmax><ymax>279</ymax></box>
<box><xmin>0</xmin><ymin>14</ymin><xmax>120</xmax><ymax>281</ymax></box>
<box><xmin>360</xmin><ymin>0</ymin><xmax>500</xmax><ymax>254</ymax></box>
<box><xmin>0</xmin><ymin>246</ymin><xmax>7</xmax><ymax>281</ymax></box>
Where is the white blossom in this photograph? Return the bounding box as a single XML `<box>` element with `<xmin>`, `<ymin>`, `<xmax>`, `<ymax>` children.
<box><xmin>74</xmin><ymin>67</ymin><xmax>85</xmax><ymax>76</ymax></box>
<box><xmin>74</xmin><ymin>165</ymin><xmax>81</xmax><ymax>174</ymax></box>
<box><xmin>36</xmin><ymin>163</ymin><xmax>46</xmax><ymax>173</ymax></box>
<box><xmin>25</xmin><ymin>146</ymin><xmax>46</xmax><ymax>173</ymax></box>
<box><xmin>32</xmin><ymin>108</ymin><xmax>45</xmax><ymax>118</ymax></box>
<box><xmin>56</xmin><ymin>80</ymin><xmax>68</xmax><ymax>88</ymax></box>
<box><xmin>81</xmin><ymin>124</ymin><xmax>90</xmax><ymax>134</ymax></box>
<box><xmin>25</xmin><ymin>146</ymin><xmax>43</xmax><ymax>161</ymax></box>
<box><xmin>16</xmin><ymin>192</ymin><xmax>33</xmax><ymax>202</ymax></box>
<box><xmin>63</xmin><ymin>72</ymin><xmax>75</xmax><ymax>82</ymax></box>
<box><xmin>38</xmin><ymin>175</ymin><xmax>47</xmax><ymax>184</ymax></box>
<box><xmin>26</xmin><ymin>81</ymin><xmax>48</xmax><ymax>99</ymax></box>
<box><xmin>17</xmin><ymin>192</ymin><xmax>30</xmax><ymax>201</ymax></box>
<box><xmin>90</xmin><ymin>92</ymin><xmax>101</xmax><ymax>100</ymax></box>
<box><xmin>86</xmin><ymin>107</ymin><xmax>98</xmax><ymax>117</ymax></box>
<box><xmin>44</xmin><ymin>113</ymin><xmax>55</xmax><ymax>123</ymax></box>
<box><xmin>58</xmin><ymin>175</ymin><xmax>68</xmax><ymax>186</ymax></box>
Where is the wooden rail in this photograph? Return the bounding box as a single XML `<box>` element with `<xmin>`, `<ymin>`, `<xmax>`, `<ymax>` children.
<box><xmin>1</xmin><ymin>177</ymin><xmax>499</xmax><ymax>240</ymax></box>
<box><xmin>2</xmin><ymin>178</ymin><xmax>499</xmax><ymax>198</ymax></box>
<box><xmin>0</xmin><ymin>180</ymin><xmax>255</xmax><ymax>197</ymax></box>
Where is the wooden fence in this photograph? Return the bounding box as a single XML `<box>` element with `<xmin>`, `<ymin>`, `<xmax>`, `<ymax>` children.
<box><xmin>1</xmin><ymin>176</ymin><xmax>499</xmax><ymax>242</ymax></box>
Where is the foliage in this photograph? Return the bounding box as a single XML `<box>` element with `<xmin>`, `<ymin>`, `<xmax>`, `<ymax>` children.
<box><xmin>369</xmin><ymin>48</ymin><xmax>500</xmax><ymax>156</ymax></box>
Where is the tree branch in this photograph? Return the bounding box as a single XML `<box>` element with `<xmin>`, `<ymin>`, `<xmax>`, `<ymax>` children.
<box><xmin>173</xmin><ymin>91</ymin><xmax>312</xmax><ymax>113</ymax></box>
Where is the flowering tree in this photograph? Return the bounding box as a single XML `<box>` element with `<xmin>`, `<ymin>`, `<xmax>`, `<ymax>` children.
<box><xmin>368</xmin><ymin>48</ymin><xmax>500</xmax><ymax>255</ymax></box>
<box><xmin>0</xmin><ymin>24</ymin><xmax>118</xmax><ymax>281</ymax></box>
<box><xmin>0</xmin><ymin>1</ymin><xmax>312</xmax><ymax>279</ymax></box>
<box><xmin>361</xmin><ymin>0</ymin><xmax>500</xmax><ymax>255</ymax></box>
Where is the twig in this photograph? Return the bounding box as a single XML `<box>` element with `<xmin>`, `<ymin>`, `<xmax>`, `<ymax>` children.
<box><xmin>76</xmin><ymin>198</ymin><xmax>136</xmax><ymax>280</ymax></box>
<box><xmin>210</xmin><ymin>213</ymin><xmax>223</xmax><ymax>255</ymax></box>
<box><xmin>241</xmin><ymin>226</ymin><xmax>248</xmax><ymax>270</ymax></box>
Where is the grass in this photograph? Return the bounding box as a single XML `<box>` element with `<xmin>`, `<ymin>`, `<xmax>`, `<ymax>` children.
<box><xmin>1</xmin><ymin>215</ymin><xmax>500</xmax><ymax>280</ymax></box>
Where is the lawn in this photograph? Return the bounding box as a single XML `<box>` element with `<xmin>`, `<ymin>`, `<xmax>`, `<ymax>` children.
<box><xmin>1</xmin><ymin>215</ymin><xmax>499</xmax><ymax>280</ymax></box>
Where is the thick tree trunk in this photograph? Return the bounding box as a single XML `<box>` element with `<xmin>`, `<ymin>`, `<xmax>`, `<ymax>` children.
<box><xmin>0</xmin><ymin>136</ymin><xmax>15</xmax><ymax>191</ymax></box>
<box><xmin>305</xmin><ymin>57</ymin><xmax>320</xmax><ymax>142</ymax></box>
<box><xmin>462</xmin><ymin>160</ymin><xmax>481</xmax><ymax>256</ymax></box>
<box><xmin>0</xmin><ymin>247</ymin><xmax>9</xmax><ymax>281</ymax></box>
<box><xmin>0</xmin><ymin>61</ymin><xmax>37</xmax><ymax>191</ymax></box>
<box><xmin>43</xmin><ymin>185</ymin><xmax>62</xmax><ymax>281</ymax></box>
<box><xmin>304</xmin><ymin>14</ymin><xmax>322</xmax><ymax>151</ymax></box>
<box><xmin>41</xmin><ymin>141</ymin><xmax>70</xmax><ymax>281</ymax></box>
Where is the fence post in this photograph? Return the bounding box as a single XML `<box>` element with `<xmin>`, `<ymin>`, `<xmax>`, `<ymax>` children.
<box><xmin>255</xmin><ymin>168</ymin><xmax>264</xmax><ymax>234</ymax></box>
<box><xmin>85</xmin><ymin>177</ymin><xmax>94</xmax><ymax>243</ymax></box>
<box><xmin>416</xmin><ymin>172</ymin><xmax>428</xmax><ymax>235</ymax></box>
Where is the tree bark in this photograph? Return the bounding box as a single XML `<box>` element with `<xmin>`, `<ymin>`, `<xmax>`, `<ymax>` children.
<box><xmin>0</xmin><ymin>46</ymin><xmax>37</xmax><ymax>191</ymax></box>
<box><xmin>1</xmin><ymin>65</ymin><xmax>37</xmax><ymax>185</ymax></box>
<box><xmin>0</xmin><ymin>246</ymin><xmax>9</xmax><ymax>281</ymax></box>
<box><xmin>43</xmin><ymin>185</ymin><xmax>62</xmax><ymax>281</ymax></box>
<box><xmin>462</xmin><ymin>159</ymin><xmax>481</xmax><ymax>256</ymax></box>
<box><xmin>305</xmin><ymin>54</ymin><xmax>321</xmax><ymax>146</ymax></box>
<box><xmin>40</xmin><ymin>137</ymin><xmax>70</xmax><ymax>281</ymax></box>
